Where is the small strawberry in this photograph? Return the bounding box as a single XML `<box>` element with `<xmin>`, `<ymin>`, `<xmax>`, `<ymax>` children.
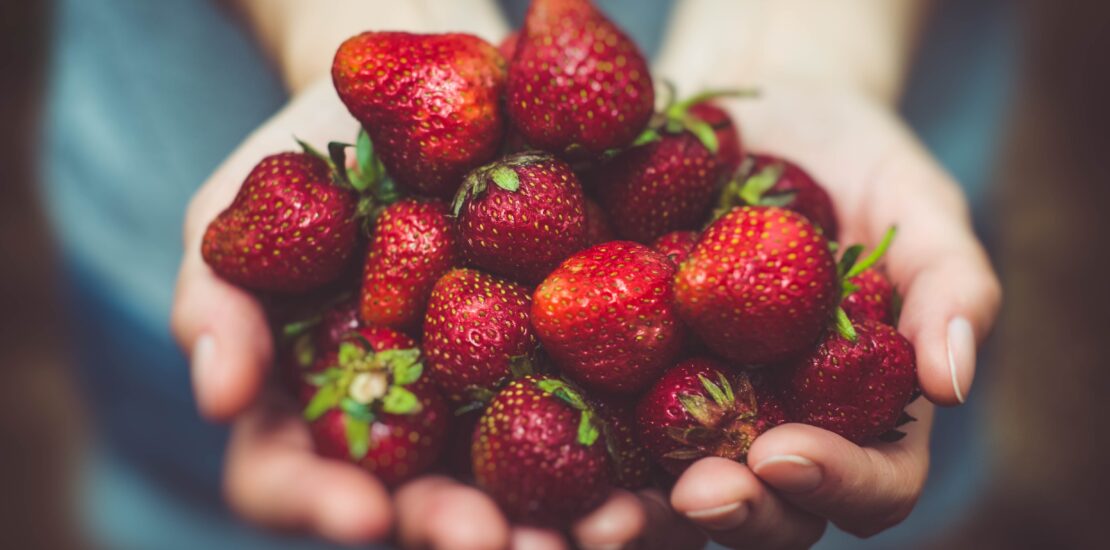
<box><xmin>506</xmin><ymin>0</ymin><xmax>654</xmax><ymax>158</ymax></box>
<box><xmin>674</xmin><ymin>206</ymin><xmax>839</xmax><ymax>365</ymax></box>
<box><xmin>452</xmin><ymin>152</ymin><xmax>587</xmax><ymax>283</ymax></box>
<box><xmin>842</xmin><ymin>268</ymin><xmax>896</xmax><ymax>325</ymax></box>
<box><xmin>472</xmin><ymin>376</ymin><xmax>612</xmax><ymax>527</ymax></box>
<box><xmin>583</xmin><ymin>198</ymin><xmax>617</xmax><ymax>245</ymax></box>
<box><xmin>359</xmin><ymin>198</ymin><xmax>459</xmax><ymax>330</ymax></box>
<box><xmin>333</xmin><ymin>32</ymin><xmax>506</xmax><ymax>197</ymax></box>
<box><xmin>636</xmin><ymin>358</ymin><xmax>786</xmax><ymax>476</ymax></box>
<box><xmin>423</xmin><ymin>268</ymin><xmax>539</xmax><ymax>405</ymax></box>
<box><xmin>688</xmin><ymin>101</ymin><xmax>744</xmax><ymax>175</ymax></box>
<box><xmin>717</xmin><ymin>154</ymin><xmax>839</xmax><ymax>239</ymax></box>
<box><xmin>532</xmin><ymin>241</ymin><xmax>683</xmax><ymax>394</ymax></box>
<box><xmin>652</xmin><ymin>230</ymin><xmax>698</xmax><ymax>265</ymax></box>
<box><xmin>591</xmin><ymin>398</ymin><xmax>653</xmax><ymax>489</ymax></box>
<box><xmin>775</xmin><ymin>318</ymin><xmax>917</xmax><ymax>444</ymax></box>
<box><xmin>303</xmin><ymin>337</ymin><xmax>447</xmax><ymax>487</ymax></box>
<box><xmin>202</xmin><ymin>150</ymin><xmax>359</xmax><ymax>292</ymax></box>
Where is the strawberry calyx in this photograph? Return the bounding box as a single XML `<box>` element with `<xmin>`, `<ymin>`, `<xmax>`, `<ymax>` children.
<box><xmin>665</xmin><ymin>372</ymin><xmax>762</xmax><ymax>463</ymax></box>
<box><xmin>534</xmin><ymin>378</ymin><xmax>602</xmax><ymax>447</ymax></box>
<box><xmin>832</xmin><ymin>226</ymin><xmax>898</xmax><ymax>341</ymax></box>
<box><xmin>712</xmin><ymin>161</ymin><xmax>800</xmax><ymax>221</ymax></box>
<box><xmin>454</xmin><ymin>352</ymin><xmax>539</xmax><ymax>415</ymax></box>
<box><xmin>302</xmin><ymin>338</ymin><xmax>426</xmax><ymax>460</ymax></box>
<box><xmin>451</xmin><ymin>152</ymin><xmax>552</xmax><ymax>215</ymax></box>
<box><xmin>298</xmin><ymin>130</ymin><xmax>401</xmax><ymax>233</ymax></box>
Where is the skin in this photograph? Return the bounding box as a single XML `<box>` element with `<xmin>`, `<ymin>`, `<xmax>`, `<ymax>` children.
<box><xmin>173</xmin><ymin>0</ymin><xmax>1000</xmax><ymax>548</ymax></box>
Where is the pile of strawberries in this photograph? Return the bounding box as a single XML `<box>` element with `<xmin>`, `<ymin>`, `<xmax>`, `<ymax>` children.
<box><xmin>202</xmin><ymin>0</ymin><xmax>918</xmax><ymax>529</ymax></box>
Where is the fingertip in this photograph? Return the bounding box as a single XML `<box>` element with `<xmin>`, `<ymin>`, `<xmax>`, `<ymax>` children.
<box><xmin>310</xmin><ymin>467</ymin><xmax>394</xmax><ymax>544</ymax></box>
<box><xmin>670</xmin><ymin>457</ymin><xmax>757</xmax><ymax>530</ymax></box>
<box><xmin>511</xmin><ymin>527</ymin><xmax>567</xmax><ymax>550</ymax></box>
<box><xmin>398</xmin><ymin>478</ymin><xmax>509</xmax><ymax>550</ymax></box>
<box><xmin>572</xmin><ymin>490</ymin><xmax>646</xmax><ymax>549</ymax></box>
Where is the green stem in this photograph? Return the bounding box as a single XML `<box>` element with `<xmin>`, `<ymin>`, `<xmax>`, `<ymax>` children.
<box><xmin>845</xmin><ymin>226</ymin><xmax>897</xmax><ymax>279</ymax></box>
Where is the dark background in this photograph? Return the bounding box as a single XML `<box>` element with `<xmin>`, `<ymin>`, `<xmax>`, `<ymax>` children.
<box><xmin>2</xmin><ymin>1</ymin><xmax>1108</xmax><ymax>548</ymax></box>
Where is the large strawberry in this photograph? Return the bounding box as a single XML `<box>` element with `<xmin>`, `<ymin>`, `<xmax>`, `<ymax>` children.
<box><xmin>422</xmin><ymin>268</ymin><xmax>538</xmax><ymax>405</ymax></box>
<box><xmin>202</xmin><ymin>150</ymin><xmax>358</xmax><ymax>292</ymax></box>
<box><xmin>637</xmin><ymin>358</ymin><xmax>786</xmax><ymax>475</ymax></box>
<box><xmin>717</xmin><ymin>153</ymin><xmax>840</xmax><ymax>239</ymax></box>
<box><xmin>452</xmin><ymin>152</ymin><xmax>586</xmax><ymax>283</ymax></box>
<box><xmin>674</xmin><ymin>206</ymin><xmax>839</xmax><ymax>365</ymax></box>
<box><xmin>506</xmin><ymin>0</ymin><xmax>654</xmax><ymax>158</ymax></box>
<box><xmin>472</xmin><ymin>376</ymin><xmax>612</xmax><ymax>527</ymax></box>
<box><xmin>532</xmin><ymin>241</ymin><xmax>683</xmax><ymax>394</ymax></box>
<box><xmin>333</xmin><ymin>32</ymin><xmax>506</xmax><ymax>197</ymax></box>
<box><xmin>774</xmin><ymin>318</ymin><xmax>917</xmax><ymax>444</ymax></box>
<box><xmin>303</xmin><ymin>336</ymin><xmax>447</xmax><ymax>487</ymax></box>
<box><xmin>652</xmin><ymin>230</ymin><xmax>698</xmax><ymax>265</ymax></box>
<box><xmin>359</xmin><ymin>198</ymin><xmax>458</xmax><ymax>330</ymax></box>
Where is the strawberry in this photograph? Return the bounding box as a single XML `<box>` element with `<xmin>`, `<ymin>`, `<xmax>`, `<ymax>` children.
<box><xmin>775</xmin><ymin>318</ymin><xmax>917</xmax><ymax>444</ymax></box>
<box><xmin>359</xmin><ymin>198</ymin><xmax>459</xmax><ymax>330</ymax></box>
<box><xmin>472</xmin><ymin>376</ymin><xmax>612</xmax><ymax>527</ymax></box>
<box><xmin>583</xmin><ymin>198</ymin><xmax>617</xmax><ymax>245</ymax></box>
<box><xmin>506</xmin><ymin>0</ymin><xmax>654</xmax><ymax>158</ymax></box>
<box><xmin>532</xmin><ymin>241</ymin><xmax>683</xmax><ymax>394</ymax></box>
<box><xmin>423</xmin><ymin>268</ymin><xmax>539</xmax><ymax>405</ymax></box>
<box><xmin>452</xmin><ymin>152</ymin><xmax>587</xmax><ymax>283</ymax></box>
<box><xmin>636</xmin><ymin>358</ymin><xmax>786</xmax><ymax>475</ymax></box>
<box><xmin>202</xmin><ymin>151</ymin><xmax>359</xmax><ymax>292</ymax></box>
<box><xmin>292</xmin><ymin>324</ymin><xmax>417</xmax><ymax>406</ymax></box>
<box><xmin>688</xmin><ymin>102</ymin><xmax>744</xmax><ymax>175</ymax></box>
<box><xmin>303</xmin><ymin>336</ymin><xmax>447</xmax><ymax>487</ymax></box>
<box><xmin>717</xmin><ymin>153</ymin><xmax>839</xmax><ymax>239</ymax></box>
<box><xmin>652</xmin><ymin>230</ymin><xmax>698</xmax><ymax>265</ymax></box>
<box><xmin>592</xmin><ymin>398</ymin><xmax>653</xmax><ymax>489</ymax></box>
<box><xmin>842</xmin><ymin>268</ymin><xmax>896</xmax><ymax>325</ymax></box>
<box><xmin>674</xmin><ymin>206</ymin><xmax>839</xmax><ymax>365</ymax></box>
<box><xmin>498</xmin><ymin>31</ymin><xmax>520</xmax><ymax>60</ymax></box>
<box><xmin>333</xmin><ymin>32</ymin><xmax>506</xmax><ymax>197</ymax></box>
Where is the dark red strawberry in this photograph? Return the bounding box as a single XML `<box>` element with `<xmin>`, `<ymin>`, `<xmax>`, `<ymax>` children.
<box><xmin>842</xmin><ymin>268</ymin><xmax>895</xmax><ymax>325</ymax></box>
<box><xmin>506</xmin><ymin>0</ymin><xmax>654</xmax><ymax>158</ymax></box>
<box><xmin>202</xmin><ymin>151</ymin><xmax>358</xmax><ymax>292</ymax></box>
<box><xmin>652</xmin><ymin>231</ymin><xmax>698</xmax><ymax>265</ymax></box>
<box><xmin>293</xmin><ymin>324</ymin><xmax>417</xmax><ymax>406</ymax></box>
<box><xmin>592</xmin><ymin>398</ymin><xmax>653</xmax><ymax>489</ymax></box>
<box><xmin>636</xmin><ymin>358</ymin><xmax>786</xmax><ymax>476</ymax></box>
<box><xmin>688</xmin><ymin>102</ymin><xmax>744</xmax><ymax>175</ymax></box>
<box><xmin>423</xmin><ymin>268</ymin><xmax>538</xmax><ymax>405</ymax></box>
<box><xmin>333</xmin><ymin>32</ymin><xmax>506</xmax><ymax>197</ymax></box>
<box><xmin>452</xmin><ymin>152</ymin><xmax>586</xmax><ymax>283</ymax></box>
<box><xmin>472</xmin><ymin>376</ymin><xmax>612</xmax><ymax>527</ymax></box>
<box><xmin>359</xmin><ymin>198</ymin><xmax>458</xmax><ymax>330</ymax></box>
<box><xmin>303</xmin><ymin>337</ymin><xmax>447</xmax><ymax>487</ymax></box>
<box><xmin>583</xmin><ymin>198</ymin><xmax>617</xmax><ymax>245</ymax></box>
<box><xmin>775</xmin><ymin>318</ymin><xmax>917</xmax><ymax>444</ymax></box>
<box><xmin>674</xmin><ymin>206</ymin><xmax>839</xmax><ymax>365</ymax></box>
<box><xmin>532</xmin><ymin>241</ymin><xmax>683</xmax><ymax>394</ymax></box>
<box><xmin>718</xmin><ymin>154</ymin><xmax>840</xmax><ymax>239</ymax></box>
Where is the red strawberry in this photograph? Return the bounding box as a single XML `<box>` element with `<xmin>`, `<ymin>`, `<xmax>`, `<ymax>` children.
<box><xmin>688</xmin><ymin>102</ymin><xmax>744</xmax><ymax>175</ymax></box>
<box><xmin>636</xmin><ymin>358</ymin><xmax>786</xmax><ymax>476</ymax></box>
<box><xmin>332</xmin><ymin>32</ymin><xmax>506</xmax><ymax>197</ymax></box>
<box><xmin>652</xmin><ymin>230</ymin><xmax>698</xmax><ymax>265</ymax></box>
<box><xmin>202</xmin><ymin>151</ymin><xmax>358</xmax><ymax>292</ymax></box>
<box><xmin>532</xmin><ymin>241</ymin><xmax>683</xmax><ymax>394</ymax></box>
<box><xmin>498</xmin><ymin>31</ymin><xmax>520</xmax><ymax>59</ymax></box>
<box><xmin>583</xmin><ymin>198</ymin><xmax>617</xmax><ymax>245</ymax></box>
<box><xmin>303</xmin><ymin>337</ymin><xmax>447</xmax><ymax>487</ymax></box>
<box><xmin>472</xmin><ymin>376</ymin><xmax>612</xmax><ymax>527</ymax></box>
<box><xmin>718</xmin><ymin>154</ymin><xmax>840</xmax><ymax>239</ymax></box>
<box><xmin>592</xmin><ymin>398</ymin><xmax>653</xmax><ymax>489</ymax></box>
<box><xmin>506</xmin><ymin>0</ymin><xmax>654</xmax><ymax>158</ymax></box>
<box><xmin>452</xmin><ymin>152</ymin><xmax>587</xmax><ymax>283</ymax></box>
<box><xmin>842</xmin><ymin>268</ymin><xmax>896</xmax><ymax>325</ymax></box>
<box><xmin>359</xmin><ymin>198</ymin><xmax>459</xmax><ymax>330</ymax></box>
<box><xmin>293</xmin><ymin>324</ymin><xmax>417</xmax><ymax>406</ymax></box>
<box><xmin>674</xmin><ymin>206</ymin><xmax>839</xmax><ymax>365</ymax></box>
<box><xmin>775</xmin><ymin>318</ymin><xmax>917</xmax><ymax>444</ymax></box>
<box><xmin>423</xmin><ymin>268</ymin><xmax>538</xmax><ymax>405</ymax></box>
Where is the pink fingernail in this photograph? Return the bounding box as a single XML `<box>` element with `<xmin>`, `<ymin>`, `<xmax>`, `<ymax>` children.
<box><xmin>946</xmin><ymin>317</ymin><xmax>975</xmax><ymax>404</ymax></box>
<box><xmin>753</xmin><ymin>455</ymin><xmax>823</xmax><ymax>494</ymax></box>
<box><xmin>685</xmin><ymin>500</ymin><xmax>749</xmax><ymax>530</ymax></box>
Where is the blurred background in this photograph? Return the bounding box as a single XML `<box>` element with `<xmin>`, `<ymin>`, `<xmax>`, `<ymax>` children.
<box><xmin>2</xmin><ymin>0</ymin><xmax>1108</xmax><ymax>549</ymax></box>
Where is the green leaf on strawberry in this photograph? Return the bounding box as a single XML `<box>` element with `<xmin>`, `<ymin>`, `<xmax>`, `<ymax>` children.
<box><xmin>344</xmin><ymin>414</ymin><xmax>371</xmax><ymax>460</ymax></box>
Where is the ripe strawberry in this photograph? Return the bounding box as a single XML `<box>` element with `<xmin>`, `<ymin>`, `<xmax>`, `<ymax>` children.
<box><xmin>717</xmin><ymin>154</ymin><xmax>840</xmax><ymax>239</ymax></box>
<box><xmin>423</xmin><ymin>268</ymin><xmax>538</xmax><ymax>405</ymax></box>
<box><xmin>359</xmin><ymin>198</ymin><xmax>459</xmax><ymax>330</ymax></box>
<box><xmin>591</xmin><ymin>398</ymin><xmax>653</xmax><ymax>489</ymax></box>
<box><xmin>842</xmin><ymin>268</ymin><xmax>896</xmax><ymax>325</ymax></box>
<box><xmin>652</xmin><ymin>230</ymin><xmax>698</xmax><ymax>265</ymax></box>
<box><xmin>293</xmin><ymin>324</ymin><xmax>417</xmax><ymax>405</ymax></box>
<box><xmin>452</xmin><ymin>152</ymin><xmax>587</xmax><ymax>283</ymax></box>
<box><xmin>674</xmin><ymin>206</ymin><xmax>839</xmax><ymax>365</ymax></box>
<box><xmin>688</xmin><ymin>102</ymin><xmax>744</xmax><ymax>175</ymax></box>
<box><xmin>202</xmin><ymin>151</ymin><xmax>358</xmax><ymax>292</ymax></box>
<box><xmin>583</xmin><ymin>198</ymin><xmax>617</xmax><ymax>245</ymax></box>
<box><xmin>636</xmin><ymin>358</ymin><xmax>785</xmax><ymax>475</ymax></box>
<box><xmin>506</xmin><ymin>0</ymin><xmax>654</xmax><ymax>158</ymax></box>
<box><xmin>472</xmin><ymin>376</ymin><xmax>612</xmax><ymax>527</ymax></box>
<box><xmin>498</xmin><ymin>31</ymin><xmax>520</xmax><ymax>60</ymax></box>
<box><xmin>532</xmin><ymin>241</ymin><xmax>683</xmax><ymax>394</ymax></box>
<box><xmin>333</xmin><ymin>32</ymin><xmax>506</xmax><ymax>197</ymax></box>
<box><xmin>775</xmin><ymin>318</ymin><xmax>917</xmax><ymax>444</ymax></box>
<box><xmin>303</xmin><ymin>337</ymin><xmax>447</xmax><ymax>487</ymax></box>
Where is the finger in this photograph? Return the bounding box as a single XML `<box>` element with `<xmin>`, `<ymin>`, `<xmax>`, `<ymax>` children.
<box><xmin>510</xmin><ymin>528</ymin><xmax>568</xmax><ymax>550</ymax></box>
<box><xmin>223</xmin><ymin>392</ymin><xmax>393</xmax><ymax>544</ymax></box>
<box><xmin>748</xmin><ymin>399</ymin><xmax>934</xmax><ymax>537</ymax></box>
<box><xmin>571</xmin><ymin>490</ymin><xmax>646</xmax><ymax>550</ymax></box>
<box><xmin>636</xmin><ymin>489</ymin><xmax>708</xmax><ymax>550</ymax></box>
<box><xmin>670</xmin><ymin>458</ymin><xmax>826</xmax><ymax>549</ymax></box>
<box><xmin>395</xmin><ymin>476</ymin><xmax>510</xmax><ymax>550</ymax></box>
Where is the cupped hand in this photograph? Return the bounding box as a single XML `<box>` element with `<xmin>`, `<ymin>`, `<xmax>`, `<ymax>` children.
<box><xmin>670</xmin><ymin>81</ymin><xmax>1001</xmax><ymax>548</ymax></box>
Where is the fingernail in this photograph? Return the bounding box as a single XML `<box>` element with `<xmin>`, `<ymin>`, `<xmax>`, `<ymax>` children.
<box><xmin>752</xmin><ymin>455</ymin><xmax>822</xmax><ymax>494</ymax></box>
<box><xmin>946</xmin><ymin>316</ymin><xmax>976</xmax><ymax>404</ymax></box>
<box><xmin>191</xmin><ymin>334</ymin><xmax>217</xmax><ymax>404</ymax></box>
<box><xmin>684</xmin><ymin>500</ymin><xmax>749</xmax><ymax>530</ymax></box>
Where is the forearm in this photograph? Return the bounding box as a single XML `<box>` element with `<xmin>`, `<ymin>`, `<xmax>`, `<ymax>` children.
<box><xmin>655</xmin><ymin>0</ymin><xmax>927</xmax><ymax>105</ymax></box>
<box><xmin>230</xmin><ymin>0</ymin><xmax>509</xmax><ymax>93</ymax></box>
